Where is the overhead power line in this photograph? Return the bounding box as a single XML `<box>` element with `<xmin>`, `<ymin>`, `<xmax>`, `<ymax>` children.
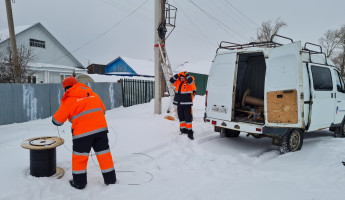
<box><xmin>222</xmin><ymin>0</ymin><xmax>259</xmax><ymax>28</ymax></box>
<box><xmin>211</xmin><ymin>0</ymin><xmax>256</xmax><ymax>37</ymax></box>
<box><xmin>100</xmin><ymin>0</ymin><xmax>152</xmax><ymax>23</ymax></box>
<box><xmin>187</xmin><ymin>0</ymin><xmax>248</xmax><ymax>42</ymax></box>
<box><xmin>172</xmin><ymin>0</ymin><xmax>217</xmax><ymax>46</ymax></box>
<box><xmin>45</xmin><ymin>0</ymin><xmax>149</xmax><ymax>64</ymax></box>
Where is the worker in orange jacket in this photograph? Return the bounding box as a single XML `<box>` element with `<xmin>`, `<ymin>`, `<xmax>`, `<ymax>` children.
<box><xmin>170</xmin><ymin>71</ymin><xmax>197</xmax><ymax>140</ymax></box>
<box><xmin>52</xmin><ymin>77</ymin><xmax>116</xmax><ymax>189</ymax></box>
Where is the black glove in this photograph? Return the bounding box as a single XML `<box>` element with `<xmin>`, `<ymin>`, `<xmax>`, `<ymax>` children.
<box><xmin>170</xmin><ymin>74</ymin><xmax>178</xmax><ymax>83</ymax></box>
<box><xmin>186</xmin><ymin>75</ymin><xmax>193</xmax><ymax>84</ymax></box>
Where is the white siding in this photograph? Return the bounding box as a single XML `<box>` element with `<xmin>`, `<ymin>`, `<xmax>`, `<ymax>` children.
<box><xmin>0</xmin><ymin>23</ymin><xmax>86</xmax><ymax>84</ymax></box>
<box><xmin>14</xmin><ymin>25</ymin><xmax>81</xmax><ymax>67</ymax></box>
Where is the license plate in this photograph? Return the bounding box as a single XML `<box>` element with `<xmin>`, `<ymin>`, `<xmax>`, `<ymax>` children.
<box><xmin>212</xmin><ymin>106</ymin><xmax>228</xmax><ymax>114</ymax></box>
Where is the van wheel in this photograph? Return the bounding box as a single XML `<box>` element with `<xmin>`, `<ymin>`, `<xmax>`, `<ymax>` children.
<box><xmin>225</xmin><ymin>129</ymin><xmax>240</xmax><ymax>137</ymax></box>
<box><xmin>220</xmin><ymin>128</ymin><xmax>226</xmax><ymax>138</ymax></box>
<box><xmin>220</xmin><ymin>128</ymin><xmax>240</xmax><ymax>138</ymax></box>
<box><xmin>214</xmin><ymin>126</ymin><xmax>221</xmax><ymax>133</ymax></box>
<box><xmin>335</xmin><ymin>120</ymin><xmax>345</xmax><ymax>138</ymax></box>
<box><xmin>280</xmin><ymin>129</ymin><xmax>304</xmax><ymax>154</ymax></box>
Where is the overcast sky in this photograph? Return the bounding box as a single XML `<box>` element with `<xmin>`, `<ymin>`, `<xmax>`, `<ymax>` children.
<box><xmin>0</xmin><ymin>0</ymin><xmax>344</xmax><ymax>67</ymax></box>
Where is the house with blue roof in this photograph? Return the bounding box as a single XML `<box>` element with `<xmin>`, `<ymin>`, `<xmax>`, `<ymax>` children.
<box><xmin>105</xmin><ymin>56</ymin><xmax>154</xmax><ymax>77</ymax></box>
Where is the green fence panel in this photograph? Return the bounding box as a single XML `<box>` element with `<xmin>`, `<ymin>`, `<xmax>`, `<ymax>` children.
<box><xmin>123</xmin><ymin>79</ymin><xmax>155</xmax><ymax>107</ymax></box>
<box><xmin>188</xmin><ymin>72</ymin><xmax>208</xmax><ymax>96</ymax></box>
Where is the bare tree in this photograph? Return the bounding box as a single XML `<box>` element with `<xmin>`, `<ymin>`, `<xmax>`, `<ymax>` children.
<box><xmin>335</xmin><ymin>25</ymin><xmax>345</xmax><ymax>76</ymax></box>
<box><xmin>0</xmin><ymin>44</ymin><xmax>36</xmax><ymax>83</ymax></box>
<box><xmin>319</xmin><ymin>25</ymin><xmax>345</xmax><ymax>76</ymax></box>
<box><xmin>319</xmin><ymin>29</ymin><xmax>342</xmax><ymax>58</ymax></box>
<box><xmin>256</xmin><ymin>18</ymin><xmax>287</xmax><ymax>42</ymax></box>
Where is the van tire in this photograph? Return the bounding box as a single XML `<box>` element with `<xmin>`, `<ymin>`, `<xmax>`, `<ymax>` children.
<box><xmin>280</xmin><ymin>129</ymin><xmax>304</xmax><ymax>154</ymax></box>
<box><xmin>225</xmin><ymin>129</ymin><xmax>240</xmax><ymax>137</ymax></box>
<box><xmin>336</xmin><ymin>120</ymin><xmax>345</xmax><ymax>138</ymax></box>
<box><xmin>220</xmin><ymin>128</ymin><xmax>226</xmax><ymax>138</ymax></box>
<box><xmin>214</xmin><ymin>126</ymin><xmax>221</xmax><ymax>133</ymax></box>
<box><xmin>220</xmin><ymin>128</ymin><xmax>240</xmax><ymax>138</ymax></box>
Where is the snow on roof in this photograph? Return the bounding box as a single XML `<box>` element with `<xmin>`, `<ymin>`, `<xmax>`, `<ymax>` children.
<box><xmin>121</xmin><ymin>57</ymin><xmax>154</xmax><ymax>76</ymax></box>
<box><xmin>0</xmin><ymin>24</ymin><xmax>35</xmax><ymax>42</ymax></box>
<box><xmin>107</xmin><ymin>72</ymin><xmax>133</xmax><ymax>75</ymax></box>
<box><xmin>174</xmin><ymin>61</ymin><xmax>212</xmax><ymax>75</ymax></box>
<box><xmin>79</xmin><ymin>74</ymin><xmax>154</xmax><ymax>83</ymax></box>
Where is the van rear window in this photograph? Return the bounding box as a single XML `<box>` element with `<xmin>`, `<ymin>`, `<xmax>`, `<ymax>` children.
<box><xmin>311</xmin><ymin>66</ymin><xmax>333</xmax><ymax>91</ymax></box>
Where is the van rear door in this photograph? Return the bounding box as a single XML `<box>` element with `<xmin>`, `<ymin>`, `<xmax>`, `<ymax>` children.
<box><xmin>265</xmin><ymin>41</ymin><xmax>304</xmax><ymax>128</ymax></box>
<box><xmin>206</xmin><ymin>53</ymin><xmax>237</xmax><ymax>121</ymax></box>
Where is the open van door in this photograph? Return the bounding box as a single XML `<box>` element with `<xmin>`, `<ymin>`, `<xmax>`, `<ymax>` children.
<box><xmin>264</xmin><ymin>41</ymin><xmax>304</xmax><ymax>128</ymax></box>
<box><xmin>206</xmin><ymin>53</ymin><xmax>237</xmax><ymax>121</ymax></box>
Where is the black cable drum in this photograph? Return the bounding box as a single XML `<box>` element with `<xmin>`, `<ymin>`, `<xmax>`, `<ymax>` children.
<box><xmin>30</xmin><ymin>149</ymin><xmax>56</xmax><ymax>177</ymax></box>
<box><xmin>21</xmin><ymin>137</ymin><xmax>64</xmax><ymax>178</ymax></box>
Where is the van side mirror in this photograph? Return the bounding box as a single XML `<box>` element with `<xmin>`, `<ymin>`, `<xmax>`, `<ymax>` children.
<box><xmin>337</xmin><ymin>84</ymin><xmax>342</xmax><ymax>91</ymax></box>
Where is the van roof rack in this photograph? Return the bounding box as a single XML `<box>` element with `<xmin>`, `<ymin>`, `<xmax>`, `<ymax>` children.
<box><xmin>302</xmin><ymin>42</ymin><xmax>328</xmax><ymax>65</ymax></box>
<box><xmin>216</xmin><ymin>34</ymin><xmax>293</xmax><ymax>53</ymax></box>
<box><xmin>216</xmin><ymin>35</ymin><xmax>331</xmax><ymax>66</ymax></box>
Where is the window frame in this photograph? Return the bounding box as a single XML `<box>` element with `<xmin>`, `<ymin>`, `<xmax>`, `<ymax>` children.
<box><xmin>28</xmin><ymin>75</ymin><xmax>37</xmax><ymax>84</ymax></box>
<box><xmin>60</xmin><ymin>74</ymin><xmax>72</xmax><ymax>83</ymax></box>
<box><xmin>310</xmin><ymin>65</ymin><xmax>334</xmax><ymax>91</ymax></box>
<box><xmin>29</xmin><ymin>38</ymin><xmax>46</xmax><ymax>48</ymax></box>
<box><xmin>334</xmin><ymin>69</ymin><xmax>345</xmax><ymax>93</ymax></box>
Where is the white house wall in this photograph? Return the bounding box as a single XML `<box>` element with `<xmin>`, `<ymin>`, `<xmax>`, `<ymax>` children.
<box><xmin>30</xmin><ymin>67</ymin><xmax>85</xmax><ymax>83</ymax></box>
<box><xmin>12</xmin><ymin>25</ymin><xmax>81</xmax><ymax>68</ymax></box>
<box><xmin>0</xmin><ymin>23</ymin><xmax>86</xmax><ymax>83</ymax></box>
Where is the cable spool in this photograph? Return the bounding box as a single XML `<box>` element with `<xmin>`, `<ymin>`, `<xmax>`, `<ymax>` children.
<box><xmin>21</xmin><ymin>136</ymin><xmax>65</xmax><ymax>178</ymax></box>
<box><xmin>241</xmin><ymin>89</ymin><xmax>264</xmax><ymax>107</ymax></box>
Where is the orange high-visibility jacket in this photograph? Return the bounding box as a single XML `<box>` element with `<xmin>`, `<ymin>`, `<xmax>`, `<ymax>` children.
<box><xmin>52</xmin><ymin>83</ymin><xmax>108</xmax><ymax>139</ymax></box>
<box><xmin>170</xmin><ymin>72</ymin><xmax>197</xmax><ymax>106</ymax></box>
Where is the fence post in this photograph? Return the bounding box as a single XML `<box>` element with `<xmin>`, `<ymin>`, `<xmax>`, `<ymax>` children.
<box><xmin>131</xmin><ymin>80</ymin><xmax>134</xmax><ymax>106</ymax></box>
<box><xmin>141</xmin><ymin>80</ymin><xmax>144</xmax><ymax>104</ymax></box>
<box><xmin>118</xmin><ymin>79</ymin><xmax>124</xmax><ymax>107</ymax></box>
<box><xmin>136</xmin><ymin>80</ymin><xmax>138</xmax><ymax>105</ymax></box>
<box><xmin>125</xmin><ymin>79</ymin><xmax>130</xmax><ymax>107</ymax></box>
<box><xmin>144</xmin><ymin>81</ymin><xmax>146</xmax><ymax>103</ymax></box>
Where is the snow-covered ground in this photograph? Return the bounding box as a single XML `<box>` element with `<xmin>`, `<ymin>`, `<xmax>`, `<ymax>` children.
<box><xmin>1</xmin><ymin>96</ymin><xmax>345</xmax><ymax>200</ymax></box>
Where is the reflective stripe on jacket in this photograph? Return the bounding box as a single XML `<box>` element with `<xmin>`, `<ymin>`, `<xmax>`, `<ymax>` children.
<box><xmin>170</xmin><ymin>72</ymin><xmax>197</xmax><ymax>106</ymax></box>
<box><xmin>53</xmin><ymin>83</ymin><xmax>108</xmax><ymax>139</ymax></box>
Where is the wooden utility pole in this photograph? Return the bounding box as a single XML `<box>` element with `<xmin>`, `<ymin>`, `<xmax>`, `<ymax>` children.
<box><xmin>154</xmin><ymin>0</ymin><xmax>165</xmax><ymax>114</ymax></box>
<box><xmin>5</xmin><ymin>0</ymin><xmax>21</xmax><ymax>83</ymax></box>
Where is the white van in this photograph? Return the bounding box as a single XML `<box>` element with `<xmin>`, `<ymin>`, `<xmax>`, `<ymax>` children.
<box><xmin>204</xmin><ymin>36</ymin><xmax>345</xmax><ymax>153</ymax></box>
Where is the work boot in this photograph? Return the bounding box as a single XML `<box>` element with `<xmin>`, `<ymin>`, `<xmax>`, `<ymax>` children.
<box><xmin>104</xmin><ymin>171</ymin><xmax>117</xmax><ymax>185</ymax></box>
<box><xmin>69</xmin><ymin>180</ymin><xmax>86</xmax><ymax>190</ymax></box>
<box><xmin>188</xmin><ymin>133</ymin><xmax>194</xmax><ymax>140</ymax></box>
<box><xmin>180</xmin><ymin>128</ymin><xmax>187</xmax><ymax>135</ymax></box>
<box><xmin>104</xmin><ymin>177</ymin><xmax>117</xmax><ymax>185</ymax></box>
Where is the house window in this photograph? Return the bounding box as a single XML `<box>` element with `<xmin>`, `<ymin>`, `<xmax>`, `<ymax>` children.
<box><xmin>30</xmin><ymin>39</ymin><xmax>46</xmax><ymax>48</ymax></box>
<box><xmin>60</xmin><ymin>74</ymin><xmax>72</xmax><ymax>83</ymax></box>
<box><xmin>28</xmin><ymin>75</ymin><xmax>37</xmax><ymax>84</ymax></box>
